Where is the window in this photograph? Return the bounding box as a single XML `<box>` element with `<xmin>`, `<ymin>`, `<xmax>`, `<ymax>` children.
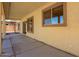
<box><xmin>43</xmin><ymin>3</ymin><xmax>67</xmax><ymax>26</ymax></box>
<box><xmin>27</xmin><ymin>16</ymin><xmax>34</xmax><ymax>33</ymax></box>
<box><xmin>43</xmin><ymin>9</ymin><xmax>51</xmax><ymax>25</ymax></box>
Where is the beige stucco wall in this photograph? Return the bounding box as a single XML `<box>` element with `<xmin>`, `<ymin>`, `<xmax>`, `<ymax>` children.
<box><xmin>22</xmin><ymin>2</ymin><xmax>79</xmax><ymax>56</ymax></box>
<box><xmin>6</xmin><ymin>24</ymin><xmax>15</xmax><ymax>33</ymax></box>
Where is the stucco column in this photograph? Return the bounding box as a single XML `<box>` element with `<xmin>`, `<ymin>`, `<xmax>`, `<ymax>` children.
<box><xmin>0</xmin><ymin>2</ymin><xmax>2</xmax><ymax>55</ymax></box>
<box><xmin>16</xmin><ymin>22</ymin><xmax>22</xmax><ymax>33</ymax></box>
<box><xmin>15</xmin><ymin>22</ymin><xmax>19</xmax><ymax>32</ymax></box>
<box><xmin>2</xmin><ymin>20</ymin><xmax>6</xmax><ymax>38</ymax></box>
<box><xmin>0</xmin><ymin>21</ymin><xmax>2</xmax><ymax>55</ymax></box>
<box><xmin>20</xmin><ymin>22</ymin><xmax>23</xmax><ymax>33</ymax></box>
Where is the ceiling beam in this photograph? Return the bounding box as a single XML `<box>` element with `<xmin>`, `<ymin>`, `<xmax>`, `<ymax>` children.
<box><xmin>3</xmin><ymin>2</ymin><xmax>11</xmax><ymax>19</ymax></box>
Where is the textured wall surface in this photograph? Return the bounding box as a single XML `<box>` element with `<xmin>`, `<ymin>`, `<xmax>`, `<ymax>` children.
<box><xmin>6</xmin><ymin>25</ymin><xmax>16</xmax><ymax>33</ymax></box>
<box><xmin>21</xmin><ymin>2</ymin><xmax>79</xmax><ymax>56</ymax></box>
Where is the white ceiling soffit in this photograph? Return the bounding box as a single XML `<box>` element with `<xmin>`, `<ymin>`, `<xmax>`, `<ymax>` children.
<box><xmin>9</xmin><ymin>2</ymin><xmax>48</xmax><ymax>20</ymax></box>
<box><xmin>5</xmin><ymin>20</ymin><xmax>21</xmax><ymax>22</ymax></box>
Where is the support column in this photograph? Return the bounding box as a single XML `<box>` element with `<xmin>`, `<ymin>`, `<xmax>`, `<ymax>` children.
<box><xmin>15</xmin><ymin>22</ymin><xmax>19</xmax><ymax>32</ymax></box>
<box><xmin>0</xmin><ymin>3</ymin><xmax>2</xmax><ymax>55</ymax></box>
<box><xmin>0</xmin><ymin>20</ymin><xmax>2</xmax><ymax>55</ymax></box>
<box><xmin>20</xmin><ymin>22</ymin><xmax>23</xmax><ymax>33</ymax></box>
<box><xmin>0</xmin><ymin>2</ymin><xmax>4</xmax><ymax>55</ymax></box>
<box><xmin>2</xmin><ymin>20</ymin><xmax>6</xmax><ymax>38</ymax></box>
<box><xmin>0</xmin><ymin>3</ymin><xmax>5</xmax><ymax>55</ymax></box>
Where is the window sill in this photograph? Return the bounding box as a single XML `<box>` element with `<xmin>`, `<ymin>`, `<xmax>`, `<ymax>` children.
<box><xmin>43</xmin><ymin>24</ymin><xmax>67</xmax><ymax>27</ymax></box>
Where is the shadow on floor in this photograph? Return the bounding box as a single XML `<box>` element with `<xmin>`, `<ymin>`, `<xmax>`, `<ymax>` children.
<box><xmin>2</xmin><ymin>33</ymin><xmax>76</xmax><ymax>57</ymax></box>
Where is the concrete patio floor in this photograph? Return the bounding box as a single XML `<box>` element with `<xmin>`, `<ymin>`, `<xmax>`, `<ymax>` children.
<box><xmin>2</xmin><ymin>33</ymin><xmax>76</xmax><ymax>57</ymax></box>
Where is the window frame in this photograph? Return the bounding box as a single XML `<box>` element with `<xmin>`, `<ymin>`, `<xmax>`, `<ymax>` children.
<box><xmin>42</xmin><ymin>2</ymin><xmax>67</xmax><ymax>27</ymax></box>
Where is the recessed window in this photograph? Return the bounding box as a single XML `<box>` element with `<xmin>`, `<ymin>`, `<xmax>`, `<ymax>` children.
<box><xmin>27</xmin><ymin>16</ymin><xmax>34</xmax><ymax>33</ymax></box>
<box><xmin>43</xmin><ymin>3</ymin><xmax>66</xmax><ymax>26</ymax></box>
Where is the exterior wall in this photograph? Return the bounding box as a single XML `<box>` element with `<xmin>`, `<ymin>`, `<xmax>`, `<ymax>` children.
<box><xmin>6</xmin><ymin>22</ymin><xmax>22</xmax><ymax>33</ymax></box>
<box><xmin>6</xmin><ymin>24</ymin><xmax>15</xmax><ymax>33</ymax></box>
<box><xmin>6</xmin><ymin>22</ymin><xmax>16</xmax><ymax>33</ymax></box>
<box><xmin>22</xmin><ymin>2</ymin><xmax>79</xmax><ymax>56</ymax></box>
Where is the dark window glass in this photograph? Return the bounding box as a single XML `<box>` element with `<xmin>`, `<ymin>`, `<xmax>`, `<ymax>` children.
<box><xmin>43</xmin><ymin>9</ymin><xmax>51</xmax><ymax>25</ymax></box>
<box><xmin>44</xmin><ymin>19</ymin><xmax>51</xmax><ymax>25</ymax></box>
<box><xmin>52</xmin><ymin>5</ymin><xmax>63</xmax><ymax>24</ymax></box>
